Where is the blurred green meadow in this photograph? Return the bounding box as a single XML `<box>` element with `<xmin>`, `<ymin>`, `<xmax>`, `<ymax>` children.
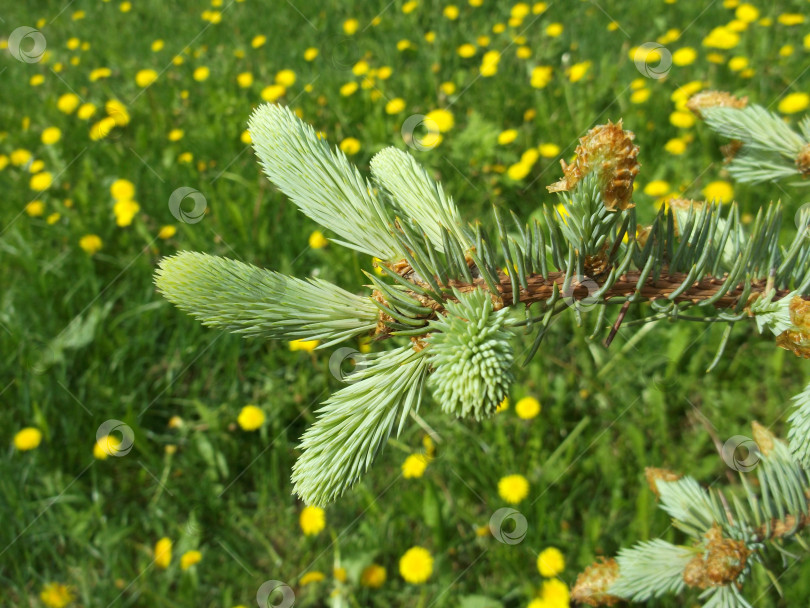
<box><xmin>2</xmin><ymin>0</ymin><xmax>810</xmax><ymax>606</ymax></box>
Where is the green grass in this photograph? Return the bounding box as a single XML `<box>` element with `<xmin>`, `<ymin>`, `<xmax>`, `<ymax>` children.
<box><xmin>2</xmin><ymin>0</ymin><xmax>810</xmax><ymax>606</ymax></box>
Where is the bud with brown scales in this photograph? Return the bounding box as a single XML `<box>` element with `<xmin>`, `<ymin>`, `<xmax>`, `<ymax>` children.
<box><xmin>776</xmin><ymin>296</ymin><xmax>810</xmax><ymax>358</ymax></box>
<box><xmin>644</xmin><ymin>467</ymin><xmax>682</xmax><ymax>497</ymax></box>
<box><xmin>547</xmin><ymin>120</ymin><xmax>640</xmax><ymax>212</ymax></box>
<box><xmin>682</xmin><ymin>525</ymin><xmax>750</xmax><ymax>590</ymax></box>
<box><xmin>686</xmin><ymin>90</ymin><xmax>749</xmax><ymax>118</ymax></box>
<box><xmin>797</xmin><ymin>142</ymin><xmax>810</xmax><ymax>178</ymax></box>
<box><xmin>571</xmin><ymin>557</ymin><xmax>621</xmax><ymax>607</ymax></box>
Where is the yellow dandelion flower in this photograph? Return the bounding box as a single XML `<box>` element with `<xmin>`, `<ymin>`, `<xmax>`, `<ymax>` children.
<box><xmin>13</xmin><ymin>427</ymin><xmax>42</xmax><ymax>451</ymax></box>
<box><xmin>46</xmin><ymin>213</ymin><xmax>61</xmax><ymax>225</ymax></box>
<box><xmin>113</xmin><ymin>199</ymin><xmax>140</xmax><ymax>227</ymax></box>
<box><xmin>497</xmin><ymin>129</ymin><xmax>518</xmax><ymax>145</ymax></box>
<box><xmin>237</xmin><ymin>405</ymin><xmax>266</xmax><ymax>431</ymax></box>
<box><xmin>251</xmin><ymin>34</ymin><xmax>267</xmax><ymax>48</ymax></box>
<box><xmin>77</xmin><ymin>103</ymin><xmax>97</xmax><ymax>120</ymax></box>
<box><xmin>537</xmin><ymin>547</ymin><xmax>565</xmax><ymax>577</ymax></box>
<box><xmin>672</xmin><ymin>47</ymin><xmax>697</xmax><ymax>66</ymax></box>
<box><xmin>669</xmin><ymin>110</ymin><xmax>696</xmax><ymax>128</ymax></box>
<box><xmin>735</xmin><ymin>3</ymin><xmax>759</xmax><ymax>22</ymax></box>
<box><xmin>343</xmin><ymin>18</ymin><xmax>359</xmax><ymax>35</ymax></box>
<box><xmin>425</xmin><ymin>109</ymin><xmax>454</xmax><ymax>133</ymax></box>
<box><xmin>111</xmin><ymin>179</ymin><xmax>136</xmax><ymax>201</ymax></box>
<box><xmin>154</xmin><ymin>537</ymin><xmax>172</xmax><ymax>569</ymax></box>
<box><xmin>507</xmin><ymin>161</ymin><xmax>532</xmax><ymax>181</ymax></box>
<box><xmin>643</xmin><ymin>180</ymin><xmax>670</xmax><ymax>197</ymax></box>
<box><xmin>135</xmin><ymin>69</ymin><xmax>159</xmax><ymax>88</ymax></box>
<box><xmin>402</xmin><ymin>453</ymin><xmax>431</xmax><ymax>478</ymax></box>
<box><xmin>236</xmin><ymin>72</ymin><xmax>253</xmax><ymax>88</ymax></box>
<box><xmin>443</xmin><ymin>5</ymin><xmax>459</xmax><ymax>19</ymax></box>
<box><xmin>276</xmin><ymin>69</ymin><xmax>296</xmax><ymax>86</ymax></box>
<box><xmin>300</xmin><ymin>505</ymin><xmax>326</xmax><ymax>535</ymax></box>
<box><xmin>399</xmin><ymin>546</ymin><xmax>433</xmax><ymax>584</ymax></box>
<box><xmin>777</xmin><ymin>13</ymin><xmax>804</xmax><ymax>26</ymax></box>
<box><xmin>360</xmin><ymin>564</ymin><xmax>386</xmax><ymax>588</ymax></box>
<box><xmin>193</xmin><ymin>66</ymin><xmax>210</xmax><ymax>81</ymax></box>
<box><xmin>300</xmin><ymin>571</ymin><xmax>325</xmax><ymax>585</ymax></box>
<box><xmin>385</xmin><ymin>98</ymin><xmax>406</xmax><ymax>115</ymax></box>
<box><xmin>440</xmin><ymin>81</ymin><xmax>456</xmax><ymax>95</ymax></box>
<box><xmin>457</xmin><ymin>43</ymin><xmax>476</xmax><ymax>58</ymax></box>
<box><xmin>180</xmin><ymin>550</ymin><xmax>202</xmax><ymax>570</ymax></box>
<box><xmin>496</xmin><ymin>397</ymin><xmax>509</xmax><ymax>413</ymax></box>
<box><xmin>703</xmin><ymin>26</ymin><xmax>739</xmax><ymax>49</ymax></box>
<box><xmin>289</xmin><ymin>339</ymin><xmax>319</xmax><ymax>352</ymax></box>
<box><xmin>30</xmin><ymin>171</ymin><xmax>53</xmax><ymax>191</ymax></box>
<box><xmin>703</xmin><ymin>180</ymin><xmax>734</xmax><ymax>202</ymax></box>
<box><xmin>158</xmin><ymin>225</ymin><xmax>176</xmax><ymax>239</ymax></box>
<box><xmin>546</xmin><ymin>22</ymin><xmax>563</xmax><ymax>37</ymax></box>
<box><xmin>39</xmin><ymin>583</ymin><xmax>74</xmax><ymax>608</ymax></box>
<box><xmin>57</xmin><ymin>93</ymin><xmax>80</xmax><ymax>114</ymax></box>
<box><xmin>339</xmin><ymin>137</ymin><xmax>361</xmax><ymax>155</ymax></box>
<box><xmin>515</xmin><ymin>396</ymin><xmax>541</xmax><ymax>419</ymax></box>
<box><xmin>778</xmin><ymin>92</ymin><xmax>809</xmax><ymax>115</ymax></box>
<box><xmin>261</xmin><ymin>84</ymin><xmax>286</xmax><ymax>102</ymax></box>
<box><xmin>498</xmin><ymin>473</ymin><xmax>529</xmax><ymax>504</ymax></box>
<box><xmin>308</xmin><ymin>230</ymin><xmax>328</xmax><ymax>249</ymax></box>
<box><xmin>567</xmin><ymin>61</ymin><xmax>591</xmax><ymax>83</ymax></box>
<box><xmin>79</xmin><ymin>234</ymin><xmax>103</xmax><ymax>255</ymax></box>
<box><xmin>106</xmin><ymin>99</ymin><xmax>130</xmax><ymax>126</ymax></box>
<box><xmin>152</xmin><ymin>39</ymin><xmax>164</xmax><ymax>52</ymax></box>
<box><xmin>664</xmin><ymin>138</ymin><xmax>687</xmax><ymax>155</ymax></box>
<box><xmin>630</xmin><ymin>88</ymin><xmax>651</xmax><ymax>104</ymax></box>
<box><xmin>26</xmin><ymin>201</ymin><xmax>45</xmax><ymax>217</ymax></box>
<box><xmin>541</xmin><ymin>578</ymin><xmax>570</xmax><ymax>605</ymax></box>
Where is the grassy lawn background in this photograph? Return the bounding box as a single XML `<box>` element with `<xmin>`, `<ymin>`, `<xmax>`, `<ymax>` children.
<box><xmin>2</xmin><ymin>0</ymin><xmax>810</xmax><ymax>606</ymax></box>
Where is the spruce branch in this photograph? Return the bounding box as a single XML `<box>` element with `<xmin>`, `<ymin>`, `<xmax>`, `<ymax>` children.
<box><xmin>155</xmin><ymin>102</ymin><xmax>810</xmax><ymax>515</ymax></box>
<box><xmin>154</xmin><ymin>251</ymin><xmax>377</xmax><ymax>348</ymax></box>
<box><xmin>689</xmin><ymin>92</ymin><xmax>810</xmax><ymax>184</ymax></box>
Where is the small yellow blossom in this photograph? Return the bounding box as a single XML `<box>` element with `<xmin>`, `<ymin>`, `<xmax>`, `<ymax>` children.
<box><xmin>443</xmin><ymin>5</ymin><xmax>459</xmax><ymax>19</ymax></box>
<box><xmin>155</xmin><ymin>537</ymin><xmax>172</xmax><ymax>569</ymax></box>
<box><xmin>251</xmin><ymin>34</ymin><xmax>267</xmax><ymax>48</ymax></box>
<box><xmin>644</xmin><ymin>180</ymin><xmax>670</xmax><ymax>197</ymax></box>
<box><xmin>289</xmin><ymin>339</ymin><xmax>319</xmax><ymax>352</ymax></box>
<box><xmin>343</xmin><ymin>18</ymin><xmax>359</xmax><ymax>35</ymax></box>
<box><xmin>778</xmin><ymin>92</ymin><xmax>809</xmax><ymax>115</ymax></box>
<box><xmin>135</xmin><ymin>69</ymin><xmax>159</xmax><ymax>88</ymax></box>
<box><xmin>546</xmin><ymin>22</ymin><xmax>563</xmax><ymax>36</ymax></box>
<box><xmin>237</xmin><ymin>405</ymin><xmax>266</xmax><ymax>431</ymax></box>
<box><xmin>300</xmin><ymin>505</ymin><xmax>326</xmax><ymax>535</ymax></box>
<box><xmin>13</xmin><ymin>427</ymin><xmax>42</xmax><ymax>451</ymax></box>
<box><xmin>340</xmin><ymin>137</ymin><xmax>361</xmax><ymax>155</ymax></box>
<box><xmin>261</xmin><ymin>84</ymin><xmax>286</xmax><ymax>102</ymax></box>
<box><xmin>515</xmin><ymin>396</ymin><xmax>541</xmax><ymax>419</ymax></box>
<box><xmin>425</xmin><ymin>109</ymin><xmax>454</xmax><ymax>133</ymax></box>
<box><xmin>26</xmin><ymin>201</ymin><xmax>45</xmax><ymax>217</ymax></box>
<box><xmin>57</xmin><ymin>93</ymin><xmax>80</xmax><ymax>114</ymax></box>
<box><xmin>672</xmin><ymin>47</ymin><xmax>697</xmax><ymax>66</ymax></box>
<box><xmin>79</xmin><ymin>234</ymin><xmax>103</xmax><ymax>255</ymax></box>
<box><xmin>111</xmin><ymin>179</ymin><xmax>135</xmax><ymax>201</ymax></box>
<box><xmin>402</xmin><ymin>453</ymin><xmax>431</xmax><ymax>478</ymax></box>
<box><xmin>309</xmin><ymin>230</ymin><xmax>328</xmax><ymax>249</ymax></box>
<box><xmin>537</xmin><ymin>547</ymin><xmax>565</xmax><ymax>577</ymax></box>
<box><xmin>385</xmin><ymin>98</ymin><xmax>406</xmax><ymax>114</ymax></box>
<box><xmin>77</xmin><ymin>103</ymin><xmax>97</xmax><ymax>120</ymax></box>
<box><xmin>30</xmin><ymin>171</ymin><xmax>53</xmax><ymax>191</ymax></box>
<box><xmin>703</xmin><ymin>180</ymin><xmax>734</xmax><ymax>202</ymax></box>
<box><xmin>276</xmin><ymin>69</ymin><xmax>296</xmax><ymax>86</ymax></box>
<box><xmin>300</xmin><ymin>571</ymin><xmax>326</xmax><ymax>585</ymax></box>
<box><xmin>304</xmin><ymin>47</ymin><xmax>318</xmax><ymax>61</ymax></box>
<box><xmin>360</xmin><ymin>564</ymin><xmax>387</xmax><ymax>588</ymax></box>
<box><xmin>567</xmin><ymin>61</ymin><xmax>591</xmax><ymax>83</ymax></box>
<box><xmin>498</xmin><ymin>473</ymin><xmax>530</xmax><ymax>504</ymax></box>
<box><xmin>497</xmin><ymin>129</ymin><xmax>518</xmax><ymax>145</ymax></box>
<box><xmin>180</xmin><ymin>550</ymin><xmax>202</xmax><ymax>570</ymax></box>
<box><xmin>39</xmin><ymin>583</ymin><xmax>75</xmax><ymax>608</ymax></box>
<box><xmin>399</xmin><ymin>546</ymin><xmax>433</xmax><ymax>584</ymax></box>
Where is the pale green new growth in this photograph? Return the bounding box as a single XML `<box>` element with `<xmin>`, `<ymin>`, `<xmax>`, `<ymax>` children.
<box><xmin>609</xmin><ymin>540</ymin><xmax>694</xmax><ymax>601</ymax></box>
<box><xmin>788</xmin><ymin>382</ymin><xmax>810</xmax><ymax>467</ymax></box>
<box><xmin>701</xmin><ymin>104</ymin><xmax>808</xmax><ymax>184</ymax></box>
<box><xmin>370</xmin><ymin>146</ymin><xmax>470</xmax><ymax>251</ymax></box>
<box><xmin>426</xmin><ymin>289</ymin><xmax>515</xmax><ymax>421</ymax></box>
<box><xmin>248</xmin><ymin>104</ymin><xmax>403</xmax><ymax>260</ymax></box>
<box><xmin>656</xmin><ymin>477</ymin><xmax>723</xmax><ymax>537</ymax></box>
<box><xmin>155</xmin><ymin>251</ymin><xmax>377</xmax><ymax>347</ymax></box>
<box><xmin>291</xmin><ymin>346</ymin><xmax>429</xmax><ymax>506</ymax></box>
<box><xmin>748</xmin><ymin>289</ymin><xmax>794</xmax><ymax>336</ymax></box>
